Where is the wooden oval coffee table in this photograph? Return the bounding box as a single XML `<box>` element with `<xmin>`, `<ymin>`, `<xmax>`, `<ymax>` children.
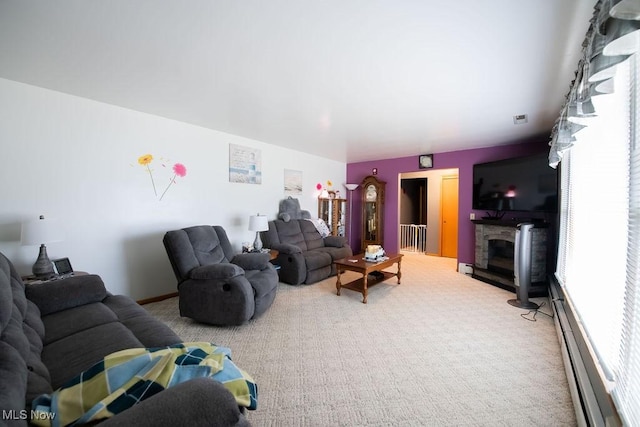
<box><xmin>334</xmin><ymin>253</ymin><xmax>403</xmax><ymax>303</ymax></box>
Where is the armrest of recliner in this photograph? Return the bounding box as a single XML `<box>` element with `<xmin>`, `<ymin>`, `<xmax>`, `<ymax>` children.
<box><xmin>231</xmin><ymin>252</ymin><xmax>270</xmax><ymax>270</ymax></box>
<box><xmin>324</xmin><ymin>236</ymin><xmax>347</xmax><ymax>248</ymax></box>
<box><xmin>271</xmin><ymin>243</ymin><xmax>302</xmax><ymax>254</ymax></box>
<box><xmin>189</xmin><ymin>263</ymin><xmax>244</xmax><ymax>280</ymax></box>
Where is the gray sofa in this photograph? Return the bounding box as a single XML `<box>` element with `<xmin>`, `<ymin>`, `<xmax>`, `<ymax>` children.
<box><xmin>0</xmin><ymin>251</ymin><xmax>250</xmax><ymax>426</ymax></box>
<box><xmin>260</xmin><ymin>219</ymin><xmax>352</xmax><ymax>285</ymax></box>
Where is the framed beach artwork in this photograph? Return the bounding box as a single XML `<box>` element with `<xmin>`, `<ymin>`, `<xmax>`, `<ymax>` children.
<box><xmin>284</xmin><ymin>169</ymin><xmax>303</xmax><ymax>196</ymax></box>
<box><xmin>229</xmin><ymin>144</ymin><xmax>262</xmax><ymax>184</ymax></box>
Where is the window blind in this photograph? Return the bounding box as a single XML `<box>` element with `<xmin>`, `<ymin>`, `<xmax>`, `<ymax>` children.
<box><xmin>612</xmin><ymin>54</ymin><xmax>639</xmax><ymax>427</ymax></box>
<box><xmin>555</xmin><ymin>52</ymin><xmax>639</xmax><ymax>426</ymax></box>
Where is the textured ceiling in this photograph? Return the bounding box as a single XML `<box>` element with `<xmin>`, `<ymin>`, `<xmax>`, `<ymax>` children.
<box><xmin>0</xmin><ymin>1</ymin><xmax>594</xmax><ymax>163</ymax></box>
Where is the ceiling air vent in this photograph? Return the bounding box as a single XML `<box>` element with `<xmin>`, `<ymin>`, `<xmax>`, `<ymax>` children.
<box><xmin>513</xmin><ymin>114</ymin><xmax>528</xmax><ymax>124</ymax></box>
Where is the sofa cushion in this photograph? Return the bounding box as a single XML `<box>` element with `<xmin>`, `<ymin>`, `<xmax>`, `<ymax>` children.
<box><xmin>11</xmin><ymin>275</ymin><xmax>28</xmax><ymax>321</ymax></box>
<box><xmin>26</xmin><ymin>275</ymin><xmax>108</xmax><ymax>316</ymax></box>
<box><xmin>300</xmin><ymin>220</ymin><xmax>325</xmax><ymax>250</ymax></box>
<box><xmin>0</xmin><ymin>341</ymin><xmax>28</xmax><ymax>421</ymax></box>
<box><xmin>25</xmin><ymin>348</ymin><xmax>53</xmax><ymax>403</ymax></box>
<box><xmin>4</xmin><ymin>311</ymin><xmax>52</xmax><ymax>405</ymax></box>
<box><xmin>185</xmin><ymin>226</ymin><xmax>229</xmax><ymax>265</ymax></box>
<box><xmin>104</xmin><ymin>295</ymin><xmax>181</xmax><ymax>348</ymax></box>
<box><xmin>324</xmin><ymin>235</ymin><xmax>347</xmax><ymax>248</ymax></box>
<box><xmin>24</xmin><ymin>300</ymin><xmax>45</xmax><ymax>341</ymax></box>
<box><xmin>314</xmin><ymin>245</ymin><xmax>353</xmax><ymax>261</ymax></box>
<box><xmin>23</xmin><ymin>321</ymin><xmax>43</xmax><ymax>355</ymax></box>
<box><xmin>0</xmin><ymin>266</ymin><xmax>13</xmax><ymax>332</ymax></box>
<box><xmin>304</xmin><ymin>251</ymin><xmax>332</xmax><ymax>271</ymax></box>
<box><xmin>41</xmin><ymin>302</ymin><xmax>118</xmax><ymax>345</ymax></box>
<box><xmin>6</xmin><ymin>314</ymin><xmax>30</xmax><ymax>368</ymax></box>
<box><xmin>42</xmin><ymin>322</ymin><xmax>144</xmax><ymax>389</ymax></box>
<box><xmin>273</xmin><ymin>220</ymin><xmax>308</xmax><ymax>251</ymax></box>
<box><xmin>164</xmin><ymin>226</ymin><xmax>236</xmax><ymax>284</ymax></box>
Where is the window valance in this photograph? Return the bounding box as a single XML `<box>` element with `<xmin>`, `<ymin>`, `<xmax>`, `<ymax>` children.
<box><xmin>548</xmin><ymin>0</ymin><xmax>639</xmax><ymax>168</ymax></box>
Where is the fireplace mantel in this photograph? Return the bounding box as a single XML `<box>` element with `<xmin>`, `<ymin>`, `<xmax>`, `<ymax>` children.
<box><xmin>471</xmin><ymin>220</ymin><xmax>549</xmax><ymax>296</ymax></box>
<box><xmin>471</xmin><ymin>218</ymin><xmax>548</xmax><ymax>227</ymax></box>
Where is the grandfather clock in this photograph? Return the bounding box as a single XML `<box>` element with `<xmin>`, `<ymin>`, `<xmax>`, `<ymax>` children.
<box><xmin>361</xmin><ymin>175</ymin><xmax>386</xmax><ymax>250</ymax></box>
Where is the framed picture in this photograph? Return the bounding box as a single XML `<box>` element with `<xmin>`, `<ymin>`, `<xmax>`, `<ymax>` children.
<box><xmin>284</xmin><ymin>169</ymin><xmax>303</xmax><ymax>196</ymax></box>
<box><xmin>229</xmin><ymin>144</ymin><xmax>262</xmax><ymax>184</ymax></box>
<box><xmin>52</xmin><ymin>258</ymin><xmax>73</xmax><ymax>276</ymax></box>
<box><xmin>418</xmin><ymin>154</ymin><xmax>433</xmax><ymax>169</ymax></box>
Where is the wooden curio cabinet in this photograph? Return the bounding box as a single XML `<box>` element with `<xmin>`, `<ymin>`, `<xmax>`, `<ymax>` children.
<box><xmin>318</xmin><ymin>198</ymin><xmax>347</xmax><ymax>236</ymax></box>
<box><xmin>361</xmin><ymin>175</ymin><xmax>385</xmax><ymax>249</ymax></box>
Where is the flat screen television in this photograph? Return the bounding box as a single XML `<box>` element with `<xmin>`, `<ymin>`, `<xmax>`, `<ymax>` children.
<box><xmin>472</xmin><ymin>152</ymin><xmax>558</xmax><ymax>214</ymax></box>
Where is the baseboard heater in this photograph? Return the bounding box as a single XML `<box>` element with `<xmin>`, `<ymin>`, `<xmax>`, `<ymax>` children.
<box><xmin>549</xmin><ymin>279</ymin><xmax>621</xmax><ymax>426</ymax></box>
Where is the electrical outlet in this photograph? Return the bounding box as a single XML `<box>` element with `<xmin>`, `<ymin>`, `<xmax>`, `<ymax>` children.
<box><xmin>470</xmin><ymin>213</ymin><xmax>475</xmax><ymax>220</ymax></box>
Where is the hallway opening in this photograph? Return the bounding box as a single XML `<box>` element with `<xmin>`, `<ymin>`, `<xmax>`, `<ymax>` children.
<box><xmin>399</xmin><ymin>168</ymin><xmax>459</xmax><ymax>259</ymax></box>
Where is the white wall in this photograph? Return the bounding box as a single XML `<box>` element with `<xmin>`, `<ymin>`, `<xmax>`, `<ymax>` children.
<box><xmin>0</xmin><ymin>78</ymin><xmax>346</xmax><ymax>300</ymax></box>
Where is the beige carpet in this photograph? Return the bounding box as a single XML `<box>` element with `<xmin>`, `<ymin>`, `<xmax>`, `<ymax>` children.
<box><xmin>143</xmin><ymin>253</ymin><xmax>576</xmax><ymax>426</ymax></box>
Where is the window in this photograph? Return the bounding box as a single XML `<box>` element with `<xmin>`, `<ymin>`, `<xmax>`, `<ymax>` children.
<box><xmin>555</xmin><ymin>55</ymin><xmax>639</xmax><ymax>425</ymax></box>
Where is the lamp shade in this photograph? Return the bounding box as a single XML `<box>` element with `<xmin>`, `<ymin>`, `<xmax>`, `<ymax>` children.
<box><xmin>21</xmin><ymin>215</ymin><xmax>63</xmax><ymax>246</ymax></box>
<box><xmin>344</xmin><ymin>183</ymin><xmax>359</xmax><ymax>191</ymax></box>
<box><xmin>248</xmin><ymin>214</ymin><xmax>268</xmax><ymax>232</ymax></box>
<box><xmin>21</xmin><ymin>215</ymin><xmax>63</xmax><ymax>279</ymax></box>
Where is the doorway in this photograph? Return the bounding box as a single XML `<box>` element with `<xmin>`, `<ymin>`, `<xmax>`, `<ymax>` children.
<box><xmin>399</xmin><ymin>169</ymin><xmax>459</xmax><ymax>257</ymax></box>
<box><xmin>399</xmin><ymin>178</ymin><xmax>427</xmax><ymax>252</ymax></box>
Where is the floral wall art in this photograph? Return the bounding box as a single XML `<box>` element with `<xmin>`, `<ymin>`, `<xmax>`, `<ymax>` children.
<box><xmin>229</xmin><ymin>144</ymin><xmax>261</xmax><ymax>184</ymax></box>
<box><xmin>137</xmin><ymin>154</ymin><xmax>187</xmax><ymax>201</ymax></box>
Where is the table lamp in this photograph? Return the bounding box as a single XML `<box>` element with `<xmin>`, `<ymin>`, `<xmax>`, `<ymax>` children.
<box><xmin>249</xmin><ymin>214</ymin><xmax>269</xmax><ymax>252</ymax></box>
<box><xmin>21</xmin><ymin>215</ymin><xmax>63</xmax><ymax>278</ymax></box>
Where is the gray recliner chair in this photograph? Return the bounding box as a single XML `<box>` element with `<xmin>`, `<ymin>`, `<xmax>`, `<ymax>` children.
<box><xmin>163</xmin><ymin>225</ymin><xmax>279</xmax><ymax>326</ymax></box>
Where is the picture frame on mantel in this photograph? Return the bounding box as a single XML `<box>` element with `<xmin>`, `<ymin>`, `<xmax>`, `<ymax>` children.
<box><xmin>418</xmin><ymin>154</ymin><xmax>433</xmax><ymax>169</ymax></box>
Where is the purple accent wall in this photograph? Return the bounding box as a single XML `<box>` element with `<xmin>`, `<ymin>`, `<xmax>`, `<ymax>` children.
<box><xmin>346</xmin><ymin>140</ymin><xmax>549</xmax><ymax>265</ymax></box>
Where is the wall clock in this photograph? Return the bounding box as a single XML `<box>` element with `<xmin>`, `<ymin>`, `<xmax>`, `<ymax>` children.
<box><xmin>365</xmin><ymin>184</ymin><xmax>377</xmax><ymax>202</ymax></box>
<box><xmin>419</xmin><ymin>154</ymin><xmax>433</xmax><ymax>169</ymax></box>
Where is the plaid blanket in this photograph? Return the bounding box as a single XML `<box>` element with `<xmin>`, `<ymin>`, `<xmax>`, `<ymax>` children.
<box><xmin>31</xmin><ymin>342</ymin><xmax>257</xmax><ymax>427</ymax></box>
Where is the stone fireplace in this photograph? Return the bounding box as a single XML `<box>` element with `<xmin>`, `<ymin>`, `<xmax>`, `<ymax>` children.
<box><xmin>472</xmin><ymin>220</ymin><xmax>548</xmax><ymax>296</ymax></box>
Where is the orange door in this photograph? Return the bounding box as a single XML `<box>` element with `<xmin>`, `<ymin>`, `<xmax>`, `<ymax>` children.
<box><xmin>440</xmin><ymin>175</ymin><xmax>459</xmax><ymax>258</ymax></box>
